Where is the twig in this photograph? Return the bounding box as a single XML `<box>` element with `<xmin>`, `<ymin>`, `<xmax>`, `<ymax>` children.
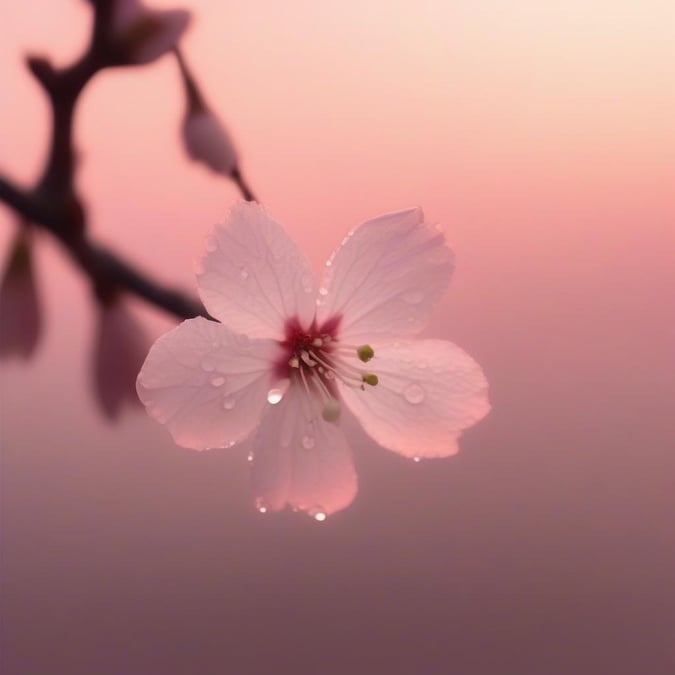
<box><xmin>0</xmin><ymin>1</ymin><xmax>221</xmax><ymax>322</ymax></box>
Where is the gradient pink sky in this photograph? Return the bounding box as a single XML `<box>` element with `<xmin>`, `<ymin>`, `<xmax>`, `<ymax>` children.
<box><xmin>1</xmin><ymin>1</ymin><xmax>674</xmax><ymax>673</ymax></box>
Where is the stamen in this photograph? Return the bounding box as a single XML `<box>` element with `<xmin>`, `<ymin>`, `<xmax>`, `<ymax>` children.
<box><xmin>312</xmin><ymin>370</ymin><xmax>334</xmax><ymax>402</ymax></box>
<box><xmin>300</xmin><ymin>350</ymin><xmax>317</xmax><ymax>367</ymax></box>
<box><xmin>284</xmin><ymin>327</ymin><xmax>378</xmax><ymax>424</ymax></box>
<box><xmin>308</xmin><ymin>350</ymin><xmax>364</xmax><ymax>388</ymax></box>
<box><xmin>357</xmin><ymin>344</ymin><xmax>375</xmax><ymax>362</ymax></box>
<box><xmin>322</xmin><ymin>398</ymin><xmax>341</xmax><ymax>422</ymax></box>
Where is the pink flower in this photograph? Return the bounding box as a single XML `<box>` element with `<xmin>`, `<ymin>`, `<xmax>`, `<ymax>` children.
<box><xmin>0</xmin><ymin>229</ymin><xmax>42</xmax><ymax>360</ymax></box>
<box><xmin>93</xmin><ymin>299</ymin><xmax>149</xmax><ymax>420</ymax></box>
<box><xmin>111</xmin><ymin>0</ymin><xmax>190</xmax><ymax>65</ymax></box>
<box><xmin>137</xmin><ymin>202</ymin><xmax>490</xmax><ymax>518</ymax></box>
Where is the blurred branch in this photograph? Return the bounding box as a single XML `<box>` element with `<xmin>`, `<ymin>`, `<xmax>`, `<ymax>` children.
<box><xmin>0</xmin><ymin>0</ymin><xmax>248</xmax><ymax>322</ymax></box>
<box><xmin>0</xmin><ymin>177</ymin><xmax>43</xmax><ymax>223</ymax></box>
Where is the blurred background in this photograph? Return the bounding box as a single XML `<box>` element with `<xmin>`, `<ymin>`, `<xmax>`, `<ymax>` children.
<box><xmin>1</xmin><ymin>1</ymin><xmax>674</xmax><ymax>673</ymax></box>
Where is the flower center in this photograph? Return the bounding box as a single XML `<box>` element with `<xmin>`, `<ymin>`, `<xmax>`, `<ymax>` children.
<box><xmin>279</xmin><ymin>318</ymin><xmax>378</xmax><ymax>422</ymax></box>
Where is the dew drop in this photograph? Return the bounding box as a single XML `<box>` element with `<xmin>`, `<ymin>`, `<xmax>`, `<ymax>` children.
<box><xmin>222</xmin><ymin>397</ymin><xmax>236</xmax><ymax>410</ymax></box>
<box><xmin>211</xmin><ymin>375</ymin><xmax>226</xmax><ymax>387</ymax></box>
<box><xmin>318</xmin><ymin>287</ymin><xmax>329</xmax><ymax>296</ymax></box>
<box><xmin>413</xmin><ymin>456</ymin><xmax>422</xmax><ymax>463</ymax></box>
<box><xmin>247</xmin><ymin>451</ymin><xmax>255</xmax><ymax>462</ymax></box>
<box><xmin>323</xmin><ymin>370</ymin><xmax>335</xmax><ymax>380</ymax></box>
<box><xmin>302</xmin><ymin>435</ymin><xmax>315</xmax><ymax>450</ymax></box>
<box><xmin>325</xmin><ymin>258</ymin><xmax>333</xmax><ymax>268</ymax></box>
<box><xmin>313</xmin><ymin>511</ymin><xmax>327</xmax><ymax>522</ymax></box>
<box><xmin>403</xmin><ymin>290</ymin><xmax>424</xmax><ymax>305</ymax></box>
<box><xmin>267</xmin><ymin>388</ymin><xmax>284</xmax><ymax>405</ymax></box>
<box><xmin>201</xmin><ymin>357</ymin><xmax>216</xmax><ymax>372</ymax></box>
<box><xmin>223</xmin><ymin>440</ymin><xmax>236</xmax><ymax>449</ymax></box>
<box><xmin>204</xmin><ymin>235</ymin><xmax>218</xmax><ymax>252</ymax></box>
<box><xmin>403</xmin><ymin>383</ymin><xmax>425</xmax><ymax>404</ymax></box>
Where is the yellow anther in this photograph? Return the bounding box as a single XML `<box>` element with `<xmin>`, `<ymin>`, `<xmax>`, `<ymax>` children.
<box><xmin>357</xmin><ymin>344</ymin><xmax>375</xmax><ymax>362</ymax></box>
<box><xmin>362</xmin><ymin>373</ymin><xmax>379</xmax><ymax>386</ymax></box>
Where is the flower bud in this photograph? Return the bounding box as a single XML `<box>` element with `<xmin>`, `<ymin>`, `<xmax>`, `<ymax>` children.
<box><xmin>182</xmin><ymin>110</ymin><xmax>238</xmax><ymax>176</ymax></box>
<box><xmin>0</xmin><ymin>230</ymin><xmax>41</xmax><ymax>360</ymax></box>
<box><xmin>93</xmin><ymin>297</ymin><xmax>148</xmax><ymax>419</ymax></box>
<box><xmin>111</xmin><ymin>0</ymin><xmax>190</xmax><ymax>65</ymax></box>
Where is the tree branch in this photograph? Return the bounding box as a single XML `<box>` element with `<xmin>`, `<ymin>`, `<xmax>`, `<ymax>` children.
<box><xmin>0</xmin><ymin>2</ymin><xmax>215</xmax><ymax>322</ymax></box>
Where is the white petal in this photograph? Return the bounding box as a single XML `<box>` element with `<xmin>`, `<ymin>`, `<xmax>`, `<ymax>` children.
<box><xmin>316</xmin><ymin>208</ymin><xmax>454</xmax><ymax>343</ymax></box>
<box><xmin>136</xmin><ymin>317</ymin><xmax>283</xmax><ymax>450</ymax></box>
<box><xmin>182</xmin><ymin>111</ymin><xmax>238</xmax><ymax>175</ymax></box>
<box><xmin>197</xmin><ymin>202</ymin><xmax>316</xmax><ymax>339</ymax></box>
<box><xmin>251</xmin><ymin>385</ymin><xmax>357</xmax><ymax>517</ymax></box>
<box><xmin>340</xmin><ymin>340</ymin><xmax>490</xmax><ymax>458</ymax></box>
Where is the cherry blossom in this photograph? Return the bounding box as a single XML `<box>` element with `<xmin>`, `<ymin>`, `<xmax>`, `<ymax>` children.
<box><xmin>110</xmin><ymin>0</ymin><xmax>190</xmax><ymax>65</ymax></box>
<box><xmin>137</xmin><ymin>202</ymin><xmax>490</xmax><ymax>518</ymax></box>
<box><xmin>0</xmin><ymin>229</ymin><xmax>42</xmax><ymax>360</ymax></box>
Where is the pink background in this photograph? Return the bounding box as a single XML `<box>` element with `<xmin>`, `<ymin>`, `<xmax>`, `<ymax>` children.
<box><xmin>1</xmin><ymin>1</ymin><xmax>674</xmax><ymax>673</ymax></box>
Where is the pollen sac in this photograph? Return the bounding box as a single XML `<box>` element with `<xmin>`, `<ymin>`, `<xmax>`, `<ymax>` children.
<box><xmin>362</xmin><ymin>373</ymin><xmax>379</xmax><ymax>386</ymax></box>
<box><xmin>357</xmin><ymin>344</ymin><xmax>375</xmax><ymax>362</ymax></box>
<box><xmin>322</xmin><ymin>398</ymin><xmax>341</xmax><ymax>422</ymax></box>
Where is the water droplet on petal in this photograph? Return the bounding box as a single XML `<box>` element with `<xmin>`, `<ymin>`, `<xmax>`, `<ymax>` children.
<box><xmin>302</xmin><ymin>434</ymin><xmax>315</xmax><ymax>449</ymax></box>
<box><xmin>247</xmin><ymin>451</ymin><xmax>255</xmax><ymax>462</ymax></box>
<box><xmin>211</xmin><ymin>375</ymin><xmax>226</xmax><ymax>387</ymax></box>
<box><xmin>267</xmin><ymin>379</ymin><xmax>290</xmax><ymax>405</ymax></box>
<box><xmin>201</xmin><ymin>357</ymin><xmax>216</xmax><ymax>372</ymax></box>
<box><xmin>256</xmin><ymin>499</ymin><xmax>268</xmax><ymax>514</ymax></box>
<box><xmin>324</xmin><ymin>370</ymin><xmax>335</xmax><ymax>380</ymax></box>
<box><xmin>204</xmin><ymin>235</ymin><xmax>218</xmax><ymax>252</ymax></box>
<box><xmin>267</xmin><ymin>388</ymin><xmax>284</xmax><ymax>404</ymax></box>
<box><xmin>403</xmin><ymin>383</ymin><xmax>425</xmax><ymax>404</ymax></box>
<box><xmin>223</xmin><ymin>440</ymin><xmax>236</xmax><ymax>449</ymax></box>
<box><xmin>223</xmin><ymin>397</ymin><xmax>236</xmax><ymax>410</ymax></box>
<box><xmin>318</xmin><ymin>287</ymin><xmax>328</xmax><ymax>296</ymax></box>
<box><xmin>325</xmin><ymin>258</ymin><xmax>332</xmax><ymax>268</ymax></box>
<box><xmin>403</xmin><ymin>290</ymin><xmax>424</xmax><ymax>305</ymax></box>
<box><xmin>313</xmin><ymin>511</ymin><xmax>327</xmax><ymax>522</ymax></box>
<box><xmin>413</xmin><ymin>456</ymin><xmax>422</xmax><ymax>463</ymax></box>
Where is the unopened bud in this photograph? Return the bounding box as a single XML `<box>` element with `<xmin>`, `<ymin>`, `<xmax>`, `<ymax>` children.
<box><xmin>0</xmin><ymin>229</ymin><xmax>41</xmax><ymax>360</ymax></box>
<box><xmin>182</xmin><ymin>110</ymin><xmax>238</xmax><ymax>176</ymax></box>
<box><xmin>111</xmin><ymin>0</ymin><xmax>190</xmax><ymax>66</ymax></box>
